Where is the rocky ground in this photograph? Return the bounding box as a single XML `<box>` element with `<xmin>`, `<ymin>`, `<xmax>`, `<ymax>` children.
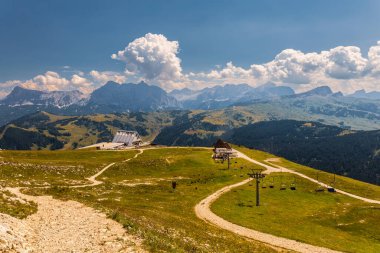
<box><xmin>0</xmin><ymin>153</ymin><xmax>146</xmax><ymax>253</ymax></box>
<box><xmin>1</xmin><ymin>188</ymin><xmax>145</xmax><ymax>253</ymax></box>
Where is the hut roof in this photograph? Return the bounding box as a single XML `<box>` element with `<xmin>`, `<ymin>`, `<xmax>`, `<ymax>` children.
<box><xmin>214</xmin><ymin>139</ymin><xmax>231</xmax><ymax>149</ymax></box>
<box><xmin>112</xmin><ymin>130</ymin><xmax>141</xmax><ymax>146</ymax></box>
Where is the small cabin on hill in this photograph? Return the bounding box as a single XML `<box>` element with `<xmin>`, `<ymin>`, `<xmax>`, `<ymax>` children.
<box><xmin>212</xmin><ymin>139</ymin><xmax>237</xmax><ymax>159</ymax></box>
<box><xmin>112</xmin><ymin>130</ymin><xmax>142</xmax><ymax>147</ymax></box>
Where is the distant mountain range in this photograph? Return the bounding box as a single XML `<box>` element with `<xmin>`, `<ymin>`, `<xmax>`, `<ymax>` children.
<box><xmin>86</xmin><ymin>81</ymin><xmax>180</xmax><ymax>112</ymax></box>
<box><xmin>0</xmin><ymin>81</ymin><xmax>179</xmax><ymax>126</ymax></box>
<box><xmin>169</xmin><ymin>83</ymin><xmax>295</xmax><ymax>109</ymax></box>
<box><xmin>1</xmin><ymin>81</ymin><xmax>379</xmax><ymax>185</ymax></box>
<box><xmin>348</xmin><ymin>89</ymin><xmax>380</xmax><ymax>100</ymax></box>
<box><xmin>1</xmin><ymin>81</ymin><xmax>380</xmax><ymax>130</ymax></box>
<box><xmin>0</xmin><ymin>86</ymin><xmax>85</xmax><ymax>108</ymax></box>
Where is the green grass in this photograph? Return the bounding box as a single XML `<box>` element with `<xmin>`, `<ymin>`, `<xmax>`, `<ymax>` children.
<box><xmin>270</xmin><ymin>159</ymin><xmax>380</xmax><ymax>201</ymax></box>
<box><xmin>25</xmin><ymin>148</ymin><xmax>277</xmax><ymax>253</ymax></box>
<box><xmin>0</xmin><ymin>189</ymin><xmax>37</xmax><ymax>218</ymax></box>
<box><xmin>212</xmin><ymin>172</ymin><xmax>380</xmax><ymax>253</ymax></box>
<box><xmin>0</xmin><ymin>149</ymin><xmax>138</xmax><ymax>187</ymax></box>
<box><xmin>233</xmin><ymin>145</ymin><xmax>380</xmax><ymax>201</ymax></box>
<box><xmin>232</xmin><ymin>145</ymin><xmax>277</xmax><ymax>162</ymax></box>
<box><xmin>3</xmin><ymin>146</ymin><xmax>379</xmax><ymax>252</ymax></box>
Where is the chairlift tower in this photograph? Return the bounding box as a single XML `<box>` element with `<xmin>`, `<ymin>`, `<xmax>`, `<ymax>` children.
<box><xmin>247</xmin><ymin>170</ymin><xmax>266</xmax><ymax>206</ymax></box>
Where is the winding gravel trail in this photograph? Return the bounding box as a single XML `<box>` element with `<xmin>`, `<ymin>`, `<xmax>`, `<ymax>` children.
<box><xmin>7</xmin><ymin>187</ymin><xmax>144</xmax><ymax>253</ymax></box>
<box><xmin>3</xmin><ymin>149</ymin><xmax>146</xmax><ymax>253</ymax></box>
<box><xmin>72</xmin><ymin>149</ymin><xmax>144</xmax><ymax>188</ymax></box>
<box><xmin>195</xmin><ymin>149</ymin><xmax>380</xmax><ymax>253</ymax></box>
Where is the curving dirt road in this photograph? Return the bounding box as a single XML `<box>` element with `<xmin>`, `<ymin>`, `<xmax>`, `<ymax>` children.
<box><xmin>195</xmin><ymin>149</ymin><xmax>380</xmax><ymax>253</ymax></box>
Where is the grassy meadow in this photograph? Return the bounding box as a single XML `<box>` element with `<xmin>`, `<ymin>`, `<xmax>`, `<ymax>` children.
<box><xmin>1</xmin><ymin>146</ymin><xmax>379</xmax><ymax>252</ymax></box>
<box><xmin>0</xmin><ymin>149</ymin><xmax>138</xmax><ymax>187</ymax></box>
<box><xmin>234</xmin><ymin>145</ymin><xmax>380</xmax><ymax>201</ymax></box>
<box><xmin>212</xmin><ymin>172</ymin><xmax>380</xmax><ymax>253</ymax></box>
<box><xmin>0</xmin><ymin>188</ymin><xmax>37</xmax><ymax>218</ymax></box>
<box><xmin>3</xmin><ymin>148</ymin><xmax>277</xmax><ymax>252</ymax></box>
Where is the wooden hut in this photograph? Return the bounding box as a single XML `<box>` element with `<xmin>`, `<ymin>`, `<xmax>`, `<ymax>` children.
<box><xmin>212</xmin><ymin>139</ymin><xmax>236</xmax><ymax>159</ymax></box>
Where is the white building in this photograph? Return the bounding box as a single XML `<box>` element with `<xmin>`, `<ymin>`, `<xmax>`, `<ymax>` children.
<box><xmin>112</xmin><ymin>130</ymin><xmax>142</xmax><ymax>147</ymax></box>
<box><xmin>80</xmin><ymin>130</ymin><xmax>143</xmax><ymax>150</ymax></box>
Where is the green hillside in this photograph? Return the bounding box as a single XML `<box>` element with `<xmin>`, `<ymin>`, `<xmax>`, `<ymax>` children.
<box><xmin>0</xmin><ymin>147</ymin><xmax>379</xmax><ymax>252</ymax></box>
<box><xmin>1</xmin><ymin>110</ymin><xmax>380</xmax><ymax>185</ymax></box>
<box><xmin>1</xmin><ymin>148</ymin><xmax>275</xmax><ymax>252</ymax></box>
<box><xmin>227</xmin><ymin>120</ymin><xmax>380</xmax><ymax>184</ymax></box>
<box><xmin>0</xmin><ymin>111</ymin><xmax>184</xmax><ymax>150</ymax></box>
<box><xmin>212</xmin><ymin>146</ymin><xmax>380</xmax><ymax>253</ymax></box>
<box><xmin>3</xmin><ymin>92</ymin><xmax>380</xmax><ymax>151</ymax></box>
<box><xmin>212</xmin><ymin>173</ymin><xmax>380</xmax><ymax>253</ymax></box>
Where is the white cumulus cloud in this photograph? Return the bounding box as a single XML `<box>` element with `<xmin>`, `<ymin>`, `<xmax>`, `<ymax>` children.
<box><xmin>0</xmin><ymin>72</ymin><xmax>95</xmax><ymax>98</ymax></box>
<box><xmin>189</xmin><ymin>42</ymin><xmax>380</xmax><ymax>93</ymax></box>
<box><xmin>2</xmin><ymin>35</ymin><xmax>380</xmax><ymax>97</ymax></box>
<box><xmin>325</xmin><ymin>46</ymin><xmax>368</xmax><ymax>79</ymax></box>
<box><xmin>111</xmin><ymin>33</ymin><xmax>184</xmax><ymax>90</ymax></box>
<box><xmin>368</xmin><ymin>41</ymin><xmax>380</xmax><ymax>76</ymax></box>
<box><xmin>27</xmin><ymin>71</ymin><xmax>70</xmax><ymax>91</ymax></box>
<box><xmin>89</xmin><ymin>70</ymin><xmax>127</xmax><ymax>85</ymax></box>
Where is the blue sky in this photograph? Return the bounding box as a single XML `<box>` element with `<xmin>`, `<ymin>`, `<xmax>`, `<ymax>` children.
<box><xmin>1</xmin><ymin>0</ymin><xmax>380</xmax><ymax>95</ymax></box>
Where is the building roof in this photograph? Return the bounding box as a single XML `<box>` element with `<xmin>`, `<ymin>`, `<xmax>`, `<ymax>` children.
<box><xmin>112</xmin><ymin>130</ymin><xmax>141</xmax><ymax>146</ymax></box>
<box><xmin>213</xmin><ymin>139</ymin><xmax>231</xmax><ymax>149</ymax></box>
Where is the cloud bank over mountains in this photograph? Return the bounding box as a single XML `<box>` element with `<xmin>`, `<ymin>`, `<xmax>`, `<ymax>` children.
<box><xmin>111</xmin><ymin>33</ymin><xmax>183</xmax><ymax>90</ymax></box>
<box><xmin>1</xmin><ymin>33</ymin><xmax>380</xmax><ymax>97</ymax></box>
<box><xmin>192</xmin><ymin>42</ymin><xmax>380</xmax><ymax>93</ymax></box>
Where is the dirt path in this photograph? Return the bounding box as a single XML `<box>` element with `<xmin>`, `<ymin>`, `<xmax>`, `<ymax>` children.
<box><xmin>236</xmin><ymin>150</ymin><xmax>380</xmax><ymax>204</ymax></box>
<box><xmin>72</xmin><ymin>149</ymin><xmax>144</xmax><ymax>188</ymax></box>
<box><xmin>263</xmin><ymin>160</ymin><xmax>380</xmax><ymax>205</ymax></box>
<box><xmin>195</xmin><ymin>149</ymin><xmax>380</xmax><ymax>253</ymax></box>
<box><xmin>7</xmin><ymin>187</ymin><xmax>144</xmax><ymax>253</ymax></box>
<box><xmin>195</xmin><ymin>179</ymin><xmax>341</xmax><ymax>253</ymax></box>
<box><xmin>2</xmin><ymin>149</ymin><xmax>146</xmax><ymax>253</ymax></box>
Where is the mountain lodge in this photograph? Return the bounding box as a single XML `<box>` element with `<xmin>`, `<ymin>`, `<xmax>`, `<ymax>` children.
<box><xmin>112</xmin><ymin>130</ymin><xmax>142</xmax><ymax>147</ymax></box>
<box><xmin>212</xmin><ymin>139</ymin><xmax>237</xmax><ymax>159</ymax></box>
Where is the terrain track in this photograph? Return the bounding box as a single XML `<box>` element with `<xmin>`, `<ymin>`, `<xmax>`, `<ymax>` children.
<box><xmin>264</xmin><ymin>159</ymin><xmax>380</xmax><ymax>205</ymax></box>
<box><xmin>4</xmin><ymin>149</ymin><xmax>146</xmax><ymax>253</ymax></box>
<box><xmin>195</xmin><ymin>149</ymin><xmax>380</xmax><ymax>253</ymax></box>
<box><xmin>72</xmin><ymin>149</ymin><xmax>144</xmax><ymax>188</ymax></box>
<box><xmin>2</xmin><ymin>147</ymin><xmax>379</xmax><ymax>253</ymax></box>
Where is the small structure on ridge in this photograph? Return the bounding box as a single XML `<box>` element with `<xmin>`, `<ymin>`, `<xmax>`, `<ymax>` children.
<box><xmin>112</xmin><ymin>130</ymin><xmax>142</xmax><ymax>147</ymax></box>
<box><xmin>79</xmin><ymin>129</ymin><xmax>145</xmax><ymax>150</ymax></box>
<box><xmin>212</xmin><ymin>139</ymin><xmax>237</xmax><ymax>160</ymax></box>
